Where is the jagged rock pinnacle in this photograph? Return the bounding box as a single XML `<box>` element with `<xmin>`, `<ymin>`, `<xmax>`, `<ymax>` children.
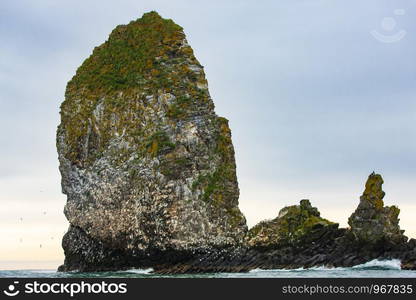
<box><xmin>362</xmin><ymin>172</ymin><xmax>385</xmax><ymax>209</ymax></box>
<box><xmin>348</xmin><ymin>173</ymin><xmax>406</xmax><ymax>246</ymax></box>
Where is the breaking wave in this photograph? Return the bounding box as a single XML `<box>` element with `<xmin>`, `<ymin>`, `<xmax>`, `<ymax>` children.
<box><xmin>351</xmin><ymin>259</ymin><xmax>401</xmax><ymax>270</ymax></box>
<box><xmin>121</xmin><ymin>268</ymin><xmax>154</xmax><ymax>274</ymax></box>
<box><xmin>249</xmin><ymin>259</ymin><xmax>402</xmax><ymax>273</ymax></box>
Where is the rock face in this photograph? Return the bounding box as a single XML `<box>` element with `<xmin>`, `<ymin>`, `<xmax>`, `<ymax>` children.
<box><xmin>348</xmin><ymin>172</ymin><xmax>407</xmax><ymax>247</ymax></box>
<box><xmin>57</xmin><ymin>11</ymin><xmax>246</xmax><ymax>271</ymax></box>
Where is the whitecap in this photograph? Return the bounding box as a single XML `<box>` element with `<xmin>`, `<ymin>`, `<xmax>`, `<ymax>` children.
<box><xmin>121</xmin><ymin>268</ymin><xmax>153</xmax><ymax>274</ymax></box>
<box><xmin>351</xmin><ymin>259</ymin><xmax>401</xmax><ymax>270</ymax></box>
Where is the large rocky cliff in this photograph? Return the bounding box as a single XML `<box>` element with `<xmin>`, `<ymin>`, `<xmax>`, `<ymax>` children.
<box><xmin>57</xmin><ymin>11</ymin><xmax>246</xmax><ymax>271</ymax></box>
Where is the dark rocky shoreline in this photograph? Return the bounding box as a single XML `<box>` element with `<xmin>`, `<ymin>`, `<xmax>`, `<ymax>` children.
<box><xmin>56</xmin><ymin>12</ymin><xmax>416</xmax><ymax>274</ymax></box>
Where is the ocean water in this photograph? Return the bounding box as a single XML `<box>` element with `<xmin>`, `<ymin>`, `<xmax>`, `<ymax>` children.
<box><xmin>1</xmin><ymin>259</ymin><xmax>416</xmax><ymax>278</ymax></box>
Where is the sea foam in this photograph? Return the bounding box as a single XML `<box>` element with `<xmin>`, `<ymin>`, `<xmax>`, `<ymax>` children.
<box><xmin>249</xmin><ymin>259</ymin><xmax>402</xmax><ymax>273</ymax></box>
<box><xmin>121</xmin><ymin>268</ymin><xmax>154</xmax><ymax>274</ymax></box>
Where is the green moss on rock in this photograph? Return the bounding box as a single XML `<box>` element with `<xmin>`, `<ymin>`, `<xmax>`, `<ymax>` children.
<box><xmin>144</xmin><ymin>130</ymin><xmax>176</xmax><ymax>157</ymax></box>
<box><xmin>362</xmin><ymin>173</ymin><xmax>385</xmax><ymax>209</ymax></box>
<box><xmin>67</xmin><ymin>11</ymin><xmax>184</xmax><ymax>94</ymax></box>
<box><xmin>166</xmin><ymin>95</ymin><xmax>193</xmax><ymax>119</ymax></box>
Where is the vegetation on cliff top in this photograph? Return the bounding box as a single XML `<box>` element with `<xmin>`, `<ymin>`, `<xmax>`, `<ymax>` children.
<box><xmin>247</xmin><ymin>199</ymin><xmax>335</xmax><ymax>248</ymax></box>
<box><xmin>59</xmin><ymin>11</ymin><xmax>211</xmax><ymax>165</ymax></box>
<box><xmin>67</xmin><ymin>11</ymin><xmax>185</xmax><ymax>95</ymax></box>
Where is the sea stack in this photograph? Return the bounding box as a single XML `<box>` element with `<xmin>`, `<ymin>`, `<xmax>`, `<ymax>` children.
<box><xmin>348</xmin><ymin>172</ymin><xmax>407</xmax><ymax>248</ymax></box>
<box><xmin>57</xmin><ymin>11</ymin><xmax>247</xmax><ymax>271</ymax></box>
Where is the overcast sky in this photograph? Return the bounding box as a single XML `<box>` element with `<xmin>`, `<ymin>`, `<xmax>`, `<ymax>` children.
<box><xmin>1</xmin><ymin>0</ymin><xmax>415</xmax><ymax>268</ymax></box>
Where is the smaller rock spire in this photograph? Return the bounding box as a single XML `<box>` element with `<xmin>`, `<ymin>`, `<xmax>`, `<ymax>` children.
<box><xmin>348</xmin><ymin>173</ymin><xmax>407</xmax><ymax>247</ymax></box>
